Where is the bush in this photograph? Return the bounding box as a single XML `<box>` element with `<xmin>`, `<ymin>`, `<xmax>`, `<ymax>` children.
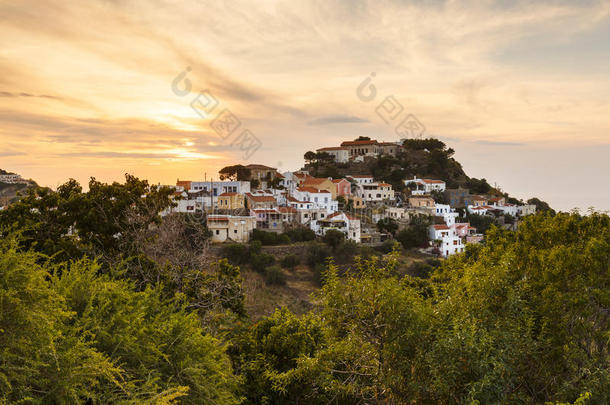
<box><xmin>250</xmin><ymin>252</ymin><xmax>275</xmax><ymax>273</ymax></box>
<box><xmin>313</xmin><ymin>263</ymin><xmax>326</xmax><ymax>285</ymax></box>
<box><xmin>407</xmin><ymin>261</ymin><xmax>436</xmax><ymax>279</ymax></box>
<box><xmin>377</xmin><ymin>239</ymin><xmax>398</xmax><ymax>254</ymax></box>
<box><xmin>322</xmin><ymin>229</ymin><xmax>345</xmax><ymax>249</ymax></box>
<box><xmin>284</xmin><ymin>227</ymin><xmax>316</xmax><ymax>242</ymax></box>
<box><xmin>305</xmin><ymin>242</ymin><xmax>332</xmax><ymax>268</ymax></box>
<box><xmin>221</xmin><ymin>243</ymin><xmax>250</xmax><ymax>265</ymax></box>
<box><xmin>281</xmin><ymin>254</ymin><xmax>300</xmax><ymax>270</ymax></box>
<box><xmin>333</xmin><ymin>240</ymin><xmax>358</xmax><ymax>264</ymax></box>
<box><xmin>252</xmin><ymin>229</ymin><xmax>290</xmax><ymax>245</ymax></box>
<box><xmin>264</xmin><ymin>265</ymin><xmax>287</xmax><ymax>286</ymax></box>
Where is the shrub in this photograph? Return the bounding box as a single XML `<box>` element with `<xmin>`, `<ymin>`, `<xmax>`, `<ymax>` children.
<box><xmin>284</xmin><ymin>227</ymin><xmax>316</xmax><ymax>242</ymax></box>
<box><xmin>322</xmin><ymin>229</ymin><xmax>345</xmax><ymax>249</ymax></box>
<box><xmin>221</xmin><ymin>243</ymin><xmax>250</xmax><ymax>265</ymax></box>
<box><xmin>250</xmin><ymin>252</ymin><xmax>275</xmax><ymax>273</ymax></box>
<box><xmin>407</xmin><ymin>261</ymin><xmax>436</xmax><ymax>279</ymax></box>
<box><xmin>377</xmin><ymin>239</ymin><xmax>398</xmax><ymax>254</ymax></box>
<box><xmin>333</xmin><ymin>240</ymin><xmax>358</xmax><ymax>264</ymax></box>
<box><xmin>264</xmin><ymin>265</ymin><xmax>287</xmax><ymax>286</ymax></box>
<box><xmin>305</xmin><ymin>242</ymin><xmax>331</xmax><ymax>268</ymax></box>
<box><xmin>280</xmin><ymin>254</ymin><xmax>299</xmax><ymax>270</ymax></box>
<box><xmin>252</xmin><ymin>229</ymin><xmax>291</xmax><ymax>245</ymax></box>
<box><xmin>313</xmin><ymin>263</ymin><xmax>326</xmax><ymax>285</ymax></box>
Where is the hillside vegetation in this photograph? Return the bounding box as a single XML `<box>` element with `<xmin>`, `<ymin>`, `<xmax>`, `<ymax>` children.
<box><xmin>0</xmin><ymin>174</ymin><xmax>607</xmax><ymax>404</ymax></box>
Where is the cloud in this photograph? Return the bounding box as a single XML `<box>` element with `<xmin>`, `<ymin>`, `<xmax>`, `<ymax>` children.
<box><xmin>307</xmin><ymin>115</ymin><xmax>369</xmax><ymax>125</ymax></box>
<box><xmin>0</xmin><ymin>91</ymin><xmax>62</xmax><ymax>100</ymax></box>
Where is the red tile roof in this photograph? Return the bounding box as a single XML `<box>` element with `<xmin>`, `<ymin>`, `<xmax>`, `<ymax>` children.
<box><xmin>219</xmin><ymin>192</ymin><xmax>239</xmax><ymax>197</ymax></box>
<box><xmin>297</xmin><ymin>186</ymin><xmax>329</xmax><ymax>193</ymax></box>
<box><xmin>341</xmin><ymin>140</ymin><xmax>378</xmax><ymax>146</ymax></box>
<box><xmin>245</xmin><ymin>164</ymin><xmax>276</xmax><ymax>170</ymax></box>
<box><xmin>245</xmin><ymin>193</ymin><xmax>276</xmax><ymax>202</ymax></box>
<box><xmin>433</xmin><ymin>224</ymin><xmax>450</xmax><ymax>230</ymax></box>
<box><xmin>317</xmin><ymin>147</ymin><xmax>348</xmax><ymax>151</ymax></box>
<box><xmin>421</xmin><ymin>179</ymin><xmax>445</xmax><ymax>184</ymax></box>
<box><xmin>303</xmin><ymin>177</ymin><xmax>329</xmax><ymax>185</ymax></box>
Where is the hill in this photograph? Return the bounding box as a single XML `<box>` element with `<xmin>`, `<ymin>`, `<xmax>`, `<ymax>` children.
<box><xmin>0</xmin><ymin>170</ymin><xmax>38</xmax><ymax>207</ymax></box>
<box><xmin>304</xmin><ymin>137</ymin><xmax>550</xmax><ymax>207</ymax></box>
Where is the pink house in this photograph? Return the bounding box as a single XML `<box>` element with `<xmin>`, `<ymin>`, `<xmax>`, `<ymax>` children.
<box><xmin>333</xmin><ymin>178</ymin><xmax>351</xmax><ymax>197</ymax></box>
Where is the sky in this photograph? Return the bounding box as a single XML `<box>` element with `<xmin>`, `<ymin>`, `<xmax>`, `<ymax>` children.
<box><xmin>1</xmin><ymin>0</ymin><xmax>609</xmax><ymax>212</ymax></box>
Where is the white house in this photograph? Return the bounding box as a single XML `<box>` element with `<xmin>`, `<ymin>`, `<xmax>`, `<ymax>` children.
<box><xmin>356</xmin><ymin>182</ymin><xmax>395</xmax><ymax>202</ymax></box>
<box><xmin>293</xmin><ymin>187</ymin><xmax>338</xmax><ymax>213</ymax></box>
<box><xmin>346</xmin><ymin>175</ymin><xmax>374</xmax><ymax>185</ymax></box>
<box><xmin>518</xmin><ymin>204</ymin><xmax>537</xmax><ymax>216</ymax></box>
<box><xmin>434</xmin><ymin>204</ymin><xmax>459</xmax><ymax>226</ymax></box>
<box><xmin>467</xmin><ymin>205</ymin><xmax>491</xmax><ymax>215</ymax></box>
<box><xmin>0</xmin><ymin>174</ymin><xmax>24</xmax><ymax>184</ymax></box>
<box><xmin>313</xmin><ymin>211</ymin><xmax>361</xmax><ymax>242</ymax></box>
<box><xmin>404</xmin><ymin>176</ymin><xmax>446</xmax><ymax>195</ymax></box>
<box><xmin>429</xmin><ymin>224</ymin><xmax>465</xmax><ymax>257</ymax></box>
<box><xmin>316</xmin><ymin>147</ymin><xmax>350</xmax><ymax>163</ymax></box>
<box><xmin>190</xmin><ymin>180</ymin><xmax>251</xmax><ymax>196</ymax></box>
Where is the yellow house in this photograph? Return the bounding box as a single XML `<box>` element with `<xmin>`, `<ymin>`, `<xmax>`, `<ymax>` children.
<box><xmin>207</xmin><ymin>215</ymin><xmax>256</xmax><ymax>243</ymax></box>
<box><xmin>408</xmin><ymin>195</ymin><xmax>435</xmax><ymax>208</ymax></box>
<box><xmin>217</xmin><ymin>192</ymin><xmax>245</xmax><ymax>210</ymax></box>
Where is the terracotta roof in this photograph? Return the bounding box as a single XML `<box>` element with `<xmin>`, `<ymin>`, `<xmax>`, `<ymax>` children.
<box><xmin>317</xmin><ymin>147</ymin><xmax>348</xmax><ymax>151</ymax></box>
<box><xmin>245</xmin><ymin>164</ymin><xmax>276</xmax><ymax>170</ymax></box>
<box><xmin>332</xmin><ymin>178</ymin><xmax>348</xmax><ymax>184</ymax></box>
<box><xmin>219</xmin><ymin>192</ymin><xmax>239</xmax><ymax>197</ymax></box>
<box><xmin>245</xmin><ymin>193</ymin><xmax>276</xmax><ymax>202</ymax></box>
<box><xmin>207</xmin><ymin>216</ymin><xmax>229</xmax><ymax>222</ymax></box>
<box><xmin>421</xmin><ymin>179</ymin><xmax>445</xmax><ymax>184</ymax></box>
<box><xmin>297</xmin><ymin>186</ymin><xmax>329</xmax><ymax>194</ymax></box>
<box><xmin>341</xmin><ymin>140</ymin><xmax>378</xmax><ymax>146</ymax></box>
<box><xmin>323</xmin><ymin>211</ymin><xmax>358</xmax><ymax>222</ymax></box>
<box><xmin>377</xmin><ymin>183</ymin><xmax>392</xmax><ymax>187</ymax></box>
<box><xmin>253</xmin><ymin>209</ymin><xmax>280</xmax><ymax>214</ymax></box>
<box><xmin>287</xmin><ymin>196</ymin><xmax>309</xmax><ymax>204</ymax></box>
<box><xmin>433</xmin><ymin>224</ymin><xmax>450</xmax><ymax>230</ymax></box>
<box><xmin>303</xmin><ymin>177</ymin><xmax>329</xmax><ymax>185</ymax></box>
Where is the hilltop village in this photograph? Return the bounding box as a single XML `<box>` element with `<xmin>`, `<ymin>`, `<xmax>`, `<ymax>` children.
<box><xmin>166</xmin><ymin>137</ymin><xmax>539</xmax><ymax>257</ymax></box>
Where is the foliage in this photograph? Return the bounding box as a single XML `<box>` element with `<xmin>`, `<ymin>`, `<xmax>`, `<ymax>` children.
<box><xmin>0</xmin><ymin>238</ymin><xmax>240</xmax><ymax>404</ymax></box>
<box><xmin>234</xmin><ymin>213</ymin><xmax>610</xmax><ymax>404</ymax></box>
<box><xmin>283</xmin><ymin>227</ymin><xmax>316</xmax><ymax>242</ymax></box>
<box><xmin>376</xmin><ymin>218</ymin><xmax>398</xmax><ymax>236</ymax></box>
<box><xmin>280</xmin><ymin>254</ymin><xmax>300</xmax><ymax>270</ymax></box>
<box><xmin>466</xmin><ymin>177</ymin><xmax>493</xmax><ymax>194</ymax></box>
<box><xmin>251</xmin><ymin>229</ymin><xmax>291</xmax><ymax>245</ymax></box>
<box><xmin>264</xmin><ymin>265</ymin><xmax>287</xmax><ymax>286</ymax></box>
<box><xmin>0</xmin><ymin>175</ymin><xmax>174</xmax><ymax>265</ymax></box>
<box><xmin>528</xmin><ymin>197</ymin><xmax>556</xmax><ymax>215</ymax></box>
<box><xmin>466</xmin><ymin>213</ymin><xmax>498</xmax><ymax>234</ymax></box>
<box><xmin>305</xmin><ymin>242</ymin><xmax>332</xmax><ymax>268</ymax></box>
<box><xmin>250</xmin><ymin>251</ymin><xmax>276</xmax><ymax>274</ymax></box>
<box><xmin>230</xmin><ymin>308</ymin><xmax>327</xmax><ymax>404</ymax></box>
<box><xmin>396</xmin><ymin>214</ymin><xmax>431</xmax><ymax>249</ymax></box>
<box><xmin>322</xmin><ymin>229</ymin><xmax>345</xmax><ymax>249</ymax></box>
<box><xmin>218</xmin><ymin>165</ymin><xmax>251</xmax><ymax>181</ymax></box>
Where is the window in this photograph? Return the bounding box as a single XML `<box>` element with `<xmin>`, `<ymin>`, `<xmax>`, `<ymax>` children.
<box><xmin>234</xmin><ymin>229</ymin><xmax>237</xmax><ymax>233</ymax></box>
<box><xmin>215</xmin><ymin>230</ymin><xmax>220</xmax><ymax>235</ymax></box>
